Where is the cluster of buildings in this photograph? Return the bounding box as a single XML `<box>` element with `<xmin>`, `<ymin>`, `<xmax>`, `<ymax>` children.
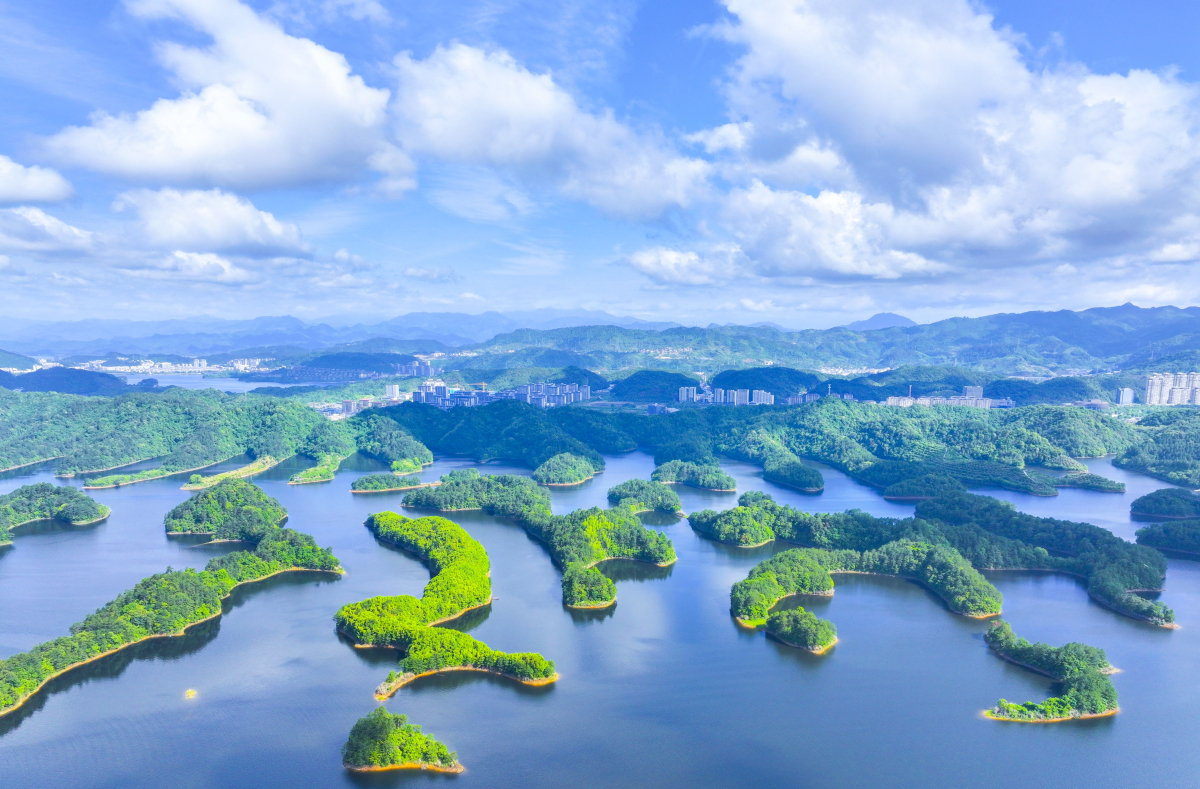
<box><xmin>1144</xmin><ymin>373</ymin><xmax>1200</xmax><ymax>405</ymax></box>
<box><xmin>884</xmin><ymin>387</ymin><xmax>1015</xmax><ymax>409</ymax></box>
<box><xmin>677</xmin><ymin>386</ymin><xmax>776</xmax><ymax>405</ymax></box>
<box><xmin>318</xmin><ymin>380</ymin><xmax>594</xmax><ymax>417</ymax></box>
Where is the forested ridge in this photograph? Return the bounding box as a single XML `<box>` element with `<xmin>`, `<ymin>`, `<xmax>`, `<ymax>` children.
<box><xmin>532</xmin><ymin>452</ymin><xmax>598</xmax><ymax>485</ymax></box>
<box><xmin>403</xmin><ymin>470</ymin><xmax>676</xmax><ymax>606</ymax></box>
<box><xmin>0</xmin><ymin>483</ymin><xmax>109</xmax><ymax>542</ymax></box>
<box><xmin>985</xmin><ymin>621</ymin><xmax>1119</xmax><ymax>721</ymax></box>
<box><xmin>342</xmin><ymin>708</ymin><xmax>460</xmax><ymax>772</ymax></box>
<box><xmin>0</xmin><ymin>491</ymin><xmax>339</xmax><ymax>716</ymax></box>
<box><xmin>163</xmin><ymin>479</ymin><xmax>288</xmax><ymax>540</ymax></box>
<box><xmin>651</xmin><ymin>460</ymin><xmax>736</xmax><ymax>491</ymax></box>
<box><xmin>351</xmin><ymin>473</ymin><xmax>424</xmax><ymax>491</ymax></box>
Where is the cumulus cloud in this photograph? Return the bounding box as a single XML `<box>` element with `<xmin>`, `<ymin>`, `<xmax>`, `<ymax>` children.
<box><xmin>114</xmin><ymin>188</ymin><xmax>309</xmax><ymax>256</ymax></box>
<box><xmin>43</xmin><ymin>0</ymin><xmax>390</xmax><ymax>189</ymax></box>
<box><xmin>645</xmin><ymin>0</ymin><xmax>1200</xmax><ymax>288</ymax></box>
<box><xmin>0</xmin><ymin>156</ymin><xmax>73</xmax><ymax>203</ymax></box>
<box><xmin>120</xmin><ymin>250</ymin><xmax>254</xmax><ymax>283</ymax></box>
<box><xmin>404</xmin><ymin>266</ymin><xmax>458</xmax><ymax>282</ymax></box>
<box><xmin>626</xmin><ymin>245</ymin><xmax>742</xmax><ymax>285</ymax></box>
<box><xmin>0</xmin><ymin>207</ymin><xmax>94</xmax><ymax>253</ymax></box>
<box><xmin>392</xmin><ymin>44</ymin><xmax>709</xmax><ymax>218</ymax></box>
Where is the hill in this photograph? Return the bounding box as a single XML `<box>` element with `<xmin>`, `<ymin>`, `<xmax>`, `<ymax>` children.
<box><xmin>0</xmin><ymin>349</ymin><xmax>37</xmax><ymax>370</ymax></box>
<box><xmin>611</xmin><ymin>370</ymin><xmax>700</xmax><ymax>401</ymax></box>
<box><xmin>0</xmin><ymin>368</ymin><xmax>152</xmax><ymax>396</ymax></box>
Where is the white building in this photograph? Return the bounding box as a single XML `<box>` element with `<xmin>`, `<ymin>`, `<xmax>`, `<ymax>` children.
<box><xmin>1144</xmin><ymin>373</ymin><xmax>1200</xmax><ymax>405</ymax></box>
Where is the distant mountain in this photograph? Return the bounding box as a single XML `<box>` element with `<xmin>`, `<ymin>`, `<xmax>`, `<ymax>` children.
<box><xmin>842</xmin><ymin>313</ymin><xmax>918</xmax><ymax>331</ymax></box>
<box><xmin>0</xmin><ymin>347</ymin><xmax>37</xmax><ymax>370</ymax></box>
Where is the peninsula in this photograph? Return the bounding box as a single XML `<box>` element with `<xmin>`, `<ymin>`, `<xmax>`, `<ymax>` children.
<box><xmin>0</xmin><ymin>483</ymin><xmax>110</xmax><ymax>544</ymax></box>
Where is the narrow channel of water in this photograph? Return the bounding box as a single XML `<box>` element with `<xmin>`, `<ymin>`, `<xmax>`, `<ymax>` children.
<box><xmin>0</xmin><ymin>453</ymin><xmax>1195</xmax><ymax>789</ymax></box>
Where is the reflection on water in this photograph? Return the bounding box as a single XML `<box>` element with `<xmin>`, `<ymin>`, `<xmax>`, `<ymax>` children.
<box><xmin>597</xmin><ymin>558</ymin><xmax>674</xmax><ymax>584</ymax></box>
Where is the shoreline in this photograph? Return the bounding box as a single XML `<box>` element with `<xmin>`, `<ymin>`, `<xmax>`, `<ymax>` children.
<box><xmin>9</xmin><ymin>506</ymin><xmax>112</xmax><ymax>531</ymax></box>
<box><xmin>344</xmin><ymin>761</ymin><xmax>464</xmax><ymax>774</ymax></box>
<box><xmin>374</xmin><ymin>667</ymin><xmax>560</xmax><ymax>700</ymax></box>
<box><xmin>658</xmin><ymin>480</ymin><xmax>736</xmax><ymax>492</ymax></box>
<box><xmin>352</xmin><ymin>482</ymin><xmax>440</xmax><ymax>494</ymax></box>
<box><xmin>82</xmin><ymin>459</ymin><xmax>232</xmax><ymax>490</ymax></box>
<box><xmin>57</xmin><ymin>455</ymin><xmax>165</xmax><ymax>478</ymax></box>
<box><xmin>762</xmin><ymin>476</ymin><xmax>823</xmax><ymax>494</ymax></box>
<box><xmin>566</xmin><ymin>598</ymin><xmax>616</xmax><ymax>609</ymax></box>
<box><xmin>1132</xmin><ymin>511</ymin><xmax>1200</xmax><ymax>521</ymax></box>
<box><xmin>989</xmin><ymin>648</ymin><xmax>1119</xmax><ymax>679</ymax></box>
<box><xmin>182</xmin><ymin>456</ymin><xmax>284</xmax><ymax>490</ymax></box>
<box><xmin>985</xmin><ymin>707</ymin><xmax>1119</xmax><ymax>723</ymax></box>
<box><xmin>1</xmin><ymin>457</ymin><xmax>62</xmax><ymax>474</ymax></box>
<box><xmin>768</xmin><ymin>632</ymin><xmax>838</xmax><ymax>654</ymax></box>
<box><xmin>0</xmin><ymin>565</ymin><xmax>343</xmax><ymax>719</ymax></box>
<box><xmin>829</xmin><ymin>569</ymin><xmax>1000</xmax><ymax>618</ymax></box>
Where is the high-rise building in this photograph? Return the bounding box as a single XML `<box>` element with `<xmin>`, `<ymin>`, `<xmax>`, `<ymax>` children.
<box><xmin>678</xmin><ymin>386</ymin><xmax>697</xmax><ymax>402</ymax></box>
<box><xmin>963</xmin><ymin>386</ymin><xmax>983</xmax><ymax>398</ymax></box>
<box><xmin>750</xmin><ymin>389</ymin><xmax>774</xmax><ymax>405</ymax></box>
<box><xmin>385</xmin><ymin>384</ymin><xmax>400</xmax><ymax>399</ymax></box>
<box><xmin>1118</xmin><ymin>387</ymin><xmax>1134</xmax><ymax>405</ymax></box>
<box><xmin>712</xmin><ymin>388</ymin><xmax>725</xmax><ymax>403</ymax></box>
<box><xmin>734</xmin><ymin>389</ymin><xmax>750</xmax><ymax>405</ymax></box>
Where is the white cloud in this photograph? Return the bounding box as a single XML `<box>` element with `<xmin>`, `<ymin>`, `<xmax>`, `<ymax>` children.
<box><xmin>0</xmin><ymin>207</ymin><xmax>94</xmax><ymax>253</ymax></box>
<box><xmin>43</xmin><ymin>0</ymin><xmax>390</xmax><ymax>189</ymax></box>
<box><xmin>114</xmin><ymin>188</ymin><xmax>309</xmax><ymax>256</ymax></box>
<box><xmin>404</xmin><ymin>266</ymin><xmax>458</xmax><ymax>282</ymax></box>
<box><xmin>120</xmin><ymin>250</ymin><xmax>254</xmax><ymax>283</ymax></box>
<box><xmin>0</xmin><ymin>156</ymin><xmax>72</xmax><ymax>203</ymax></box>
<box><xmin>392</xmin><ymin>44</ymin><xmax>710</xmax><ymax>218</ymax></box>
<box><xmin>626</xmin><ymin>246</ymin><xmax>741</xmax><ymax>285</ymax></box>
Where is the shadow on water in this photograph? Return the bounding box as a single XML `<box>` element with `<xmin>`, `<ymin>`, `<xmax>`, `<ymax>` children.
<box><xmin>336</xmin><ymin>631</ymin><xmax>402</xmax><ymax>668</ymax></box>
<box><xmin>0</xmin><ymin>460</ymin><xmax>57</xmax><ymax>483</ymax></box>
<box><xmin>437</xmin><ymin>602</ymin><xmax>492</xmax><ymax>633</ymax></box>
<box><xmin>10</xmin><ymin>518</ymin><xmax>108</xmax><ymax>538</ymax></box>
<box><xmin>566</xmin><ymin>603</ymin><xmax>616</xmax><ymax>625</ymax></box>
<box><xmin>399</xmin><ymin>667</ymin><xmax>557</xmax><ymax>699</ymax></box>
<box><xmin>637</xmin><ymin>511</ymin><xmax>684</xmax><ymax>528</ymax></box>
<box><xmin>597</xmin><ymin>558</ymin><xmax>675</xmax><ymax>584</ymax></box>
<box><xmin>344</xmin><ymin>767</ymin><xmax>463</xmax><ymax>787</ymax></box>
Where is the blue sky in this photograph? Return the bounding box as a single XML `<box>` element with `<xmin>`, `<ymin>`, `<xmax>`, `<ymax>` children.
<box><xmin>2</xmin><ymin>0</ymin><xmax>1200</xmax><ymax>328</ymax></box>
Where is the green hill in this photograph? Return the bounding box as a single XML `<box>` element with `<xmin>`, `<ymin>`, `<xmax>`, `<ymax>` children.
<box><xmin>612</xmin><ymin>370</ymin><xmax>700</xmax><ymax>401</ymax></box>
<box><xmin>0</xmin><ymin>348</ymin><xmax>36</xmax><ymax>370</ymax></box>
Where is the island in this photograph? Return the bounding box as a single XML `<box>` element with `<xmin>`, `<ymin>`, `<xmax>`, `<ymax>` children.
<box><xmin>1130</xmin><ymin>487</ymin><xmax>1200</xmax><ymax>520</ymax></box>
<box><xmin>651</xmin><ymin>460</ymin><xmax>736</xmax><ymax>491</ymax></box>
<box><xmin>181</xmin><ymin>455</ymin><xmax>284</xmax><ymax>490</ymax></box>
<box><xmin>705</xmin><ymin>489</ymin><xmax>1174</xmax><ymax>627</ymax></box>
<box><xmin>342</xmin><ymin>708</ymin><xmax>462</xmax><ymax>773</ymax></box>
<box><xmin>605</xmin><ymin>478</ymin><xmax>683</xmax><ymax>514</ymax></box>
<box><xmin>984</xmin><ymin>620</ymin><xmax>1119</xmax><ymax>721</ymax></box>
<box><xmin>532</xmin><ymin>452</ymin><xmax>599</xmax><ymax>485</ymax></box>
<box><xmin>288</xmin><ymin>452</ymin><xmax>351</xmax><ymax>484</ymax></box>
<box><xmin>403</xmin><ymin>470</ymin><xmax>676</xmax><ymax>608</ymax></box>
<box><xmin>1136</xmin><ymin>519</ymin><xmax>1200</xmax><ymax>557</ymax></box>
<box><xmin>164</xmin><ymin>478</ymin><xmax>288</xmax><ymax>540</ymax></box>
<box><xmin>882</xmin><ymin>473</ymin><xmax>966</xmax><ymax>501</ymax></box>
<box><xmin>0</xmin><ymin>483</ymin><xmax>110</xmax><ymax>544</ymax></box>
<box><xmin>335</xmin><ymin>510</ymin><xmax>557</xmax><ymax>697</ymax></box>
<box><xmin>351</xmin><ymin>473</ymin><xmax>428</xmax><ymax>493</ymax></box>
<box><xmin>0</xmin><ymin>498</ymin><xmax>340</xmax><ymax>717</ymax></box>
<box><xmin>766</xmin><ymin>608</ymin><xmax>837</xmax><ymax>653</ymax></box>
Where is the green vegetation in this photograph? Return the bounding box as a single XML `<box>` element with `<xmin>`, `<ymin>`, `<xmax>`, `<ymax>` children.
<box><xmin>883</xmin><ymin>474</ymin><xmax>966</xmax><ymax>500</ymax></box>
<box><xmin>985</xmin><ymin>621</ymin><xmax>1119</xmax><ymax>721</ymax></box>
<box><xmin>1129</xmin><ymin>487</ymin><xmax>1200</xmax><ymax>519</ymax></box>
<box><xmin>1136</xmin><ymin>520</ymin><xmax>1200</xmax><ymax>556</ymax></box>
<box><xmin>351</xmin><ymin>473</ymin><xmax>424</xmax><ymax>492</ymax></box>
<box><xmin>164</xmin><ymin>479</ymin><xmax>287</xmax><ymax>540</ymax></box>
<box><xmin>181</xmin><ymin>456</ymin><xmax>282</xmax><ymax>489</ymax></box>
<box><xmin>1042</xmin><ymin>473</ymin><xmax>1126</xmax><ymax>493</ymax></box>
<box><xmin>0</xmin><ymin>520</ymin><xmax>339</xmax><ymax>716</ymax></box>
<box><xmin>288</xmin><ymin>452</ymin><xmax>349</xmax><ymax>484</ymax></box>
<box><xmin>0</xmin><ymin>367</ymin><xmax>139</xmax><ymax>396</ymax></box>
<box><xmin>404</xmin><ymin>470</ymin><xmax>675</xmax><ymax>607</ymax></box>
<box><xmin>1114</xmin><ymin>410</ymin><xmax>1200</xmax><ymax>487</ymax></box>
<box><xmin>341</xmin><ymin>708</ymin><xmax>460</xmax><ymax>772</ymax></box>
<box><xmin>532</xmin><ymin>452</ymin><xmax>598</xmax><ymax>485</ymax></box>
<box><xmin>0</xmin><ymin>483</ymin><xmax>110</xmax><ymax>542</ymax></box>
<box><xmin>355</xmin><ymin>414</ymin><xmax>433</xmax><ymax>472</ymax></box>
<box><xmin>766</xmin><ymin>608</ymin><xmax>837</xmax><ymax>652</ymax></box>
<box><xmin>610</xmin><ymin>370</ymin><xmax>700</xmax><ymax>401</ymax></box>
<box><xmin>334</xmin><ymin>511</ymin><xmax>555</xmax><ymax>685</ymax></box>
<box><xmin>652</xmin><ymin>460</ymin><xmax>736</xmax><ymax>491</ymax></box>
<box><xmin>605</xmin><ymin>478</ymin><xmax>682</xmax><ymax>513</ymax></box>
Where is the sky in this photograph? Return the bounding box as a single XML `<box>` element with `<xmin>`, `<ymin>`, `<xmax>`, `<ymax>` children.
<box><xmin>2</xmin><ymin>0</ymin><xmax>1200</xmax><ymax>329</ymax></box>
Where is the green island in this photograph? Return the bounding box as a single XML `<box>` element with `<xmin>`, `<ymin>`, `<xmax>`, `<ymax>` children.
<box><xmin>706</xmin><ymin>490</ymin><xmax>1173</xmax><ymax>626</ymax></box>
<box><xmin>1136</xmin><ymin>519</ymin><xmax>1200</xmax><ymax>556</ymax></box>
<box><xmin>0</xmin><ymin>492</ymin><xmax>340</xmax><ymax>716</ymax></box>
<box><xmin>181</xmin><ymin>455</ymin><xmax>282</xmax><ymax>490</ymax></box>
<box><xmin>334</xmin><ymin>510</ymin><xmax>557</xmax><ymax>695</ymax></box>
<box><xmin>882</xmin><ymin>474</ymin><xmax>966</xmax><ymax>501</ymax></box>
<box><xmin>1130</xmin><ymin>487</ymin><xmax>1200</xmax><ymax>520</ymax></box>
<box><xmin>984</xmin><ymin>621</ymin><xmax>1119</xmax><ymax>721</ymax></box>
<box><xmin>532</xmin><ymin>452</ymin><xmax>599</xmax><ymax>485</ymax></box>
<box><xmin>351</xmin><ymin>473</ymin><xmax>427</xmax><ymax>492</ymax></box>
<box><xmin>342</xmin><ymin>707</ymin><xmax>462</xmax><ymax>773</ymax></box>
<box><xmin>605</xmin><ymin>478</ymin><xmax>683</xmax><ymax>514</ymax></box>
<box><xmin>288</xmin><ymin>452</ymin><xmax>351</xmax><ymax>484</ymax></box>
<box><xmin>164</xmin><ymin>478</ymin><xmax>288</xmax><ymax>540</ymax></box>
<box><xmin>651</xmin><ymin>460</ymin><xmax>736</xmax><ymax>491</ymax></box>
<box><xmin>403</xmin><ymin>470</ymin><xmax>676</xmax><ymax>607</ymax></box>
<box><xmin>0</xmin><ymin>483</ymin><xmax>110</xmax><ymax>544</ymax></box>
<box><xmin>766</xmin><ymin>607</ymin><xmax>838</xmax><ymax>653</ymax></box>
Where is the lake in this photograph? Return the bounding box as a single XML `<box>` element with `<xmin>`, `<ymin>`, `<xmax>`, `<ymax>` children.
<box><xmin>0</xmin><ymin>452</ymin><xmax>1196</xmax><ymax>789</ymax></box>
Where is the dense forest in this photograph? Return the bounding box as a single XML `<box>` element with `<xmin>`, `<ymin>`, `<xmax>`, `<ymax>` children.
<box><xmin>0</xmin><ymin>483</ymin><xmax>110</xmax><ymax>542</ymax></box>
<box><xmin>651</xmin><ymin>460</ymin><xmax>736</xmax><ymax>491</ymax></box>
<box><xmin>532</xmin><ymin>452</ymin><xmax>598</xmax><ymax>485</ymax></box>
<box><xmin>766</xmin><ymin>608</ymin><xmax>838</xmax><ymax>653</ymax></box>
<box><xmin>985</xmin><ymin>621</ymin><xmax>1119</xmax><ymax>721</ymax></box>
<box><xmin>1113</xmin><ymin>410</ymin><xmax>1200</xmax><ymax>487</ymax></box>
<box><xmin>334</xmin><ymin>511</ymin><xmax>555</xmax><ymax>685</ymax></box>
<box><xmin>0</xmin><ymin>515</ymin><xmax>339</xmax><ymax>716</ymax></box>
<box><xmin>1136</xmin><ymin>520</ymin><xmax>1200</xmax><ymax>556</ymax></box>
<box><xmin>163</xmin><ymin>479</ymin><xmax>288</xmax><ymax>540</ymax></box>
<box><xmin>341</xmin><ymin>708</ymin><xmax>460</xmax><ymax>772</ymax></box>
<box><xmin>351</xmin><ymin>473</ymin><xmax>423</xmax><ymax>492</ymax></box>
<box><xmin>404</xmin><ymin>470</ymin><xmax>676</xmax><ymax>606</ymax></box>
<box><xmin>606</xmin><ymin>478</ymin><xmax>682</xmax><ymax>513</ymax></box>
<box><xmin>1129</xmin><ymin>487</ymin><xmax>1200</xmax><ymax>519</ymax></box>
<box><xmin>704</xmin><ymin>490</ymin><xmax>1173</xmax><ymax>626</ymax></box>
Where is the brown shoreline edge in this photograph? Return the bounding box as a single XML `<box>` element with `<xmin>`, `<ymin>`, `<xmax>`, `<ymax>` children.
<box><xmin>769</xmin><ymin>632</ymin><xmax>839</xmax><ymax>654</ymax></box>
<box><xmin>984</xmin><ymin>707</ymin><xmax>1119</xmax><ymax>723</ymax></box>
<box><xmin>345</xmin><ymin>761</ymin><xmax>465</xmax><ymax>774</ymax></box>
<box><xmin>82</xmin><ymin>457</ymin><xmax>235</xmax><ymax>489</ymax></box>
<box><xmin>351</xmin><ymin>482</ymin><xmax>441</xmax><ymax>494</ymax></box>
<box><xmin>0</xmin><ymin>565</ymin><xmax>343</xmax><ymax>719</ymax></box>
<box><xmin>373</xmin><ymin>667</ymin><xmax>560</xmax><ymax>700</ymax></box>
<box><xmin>183</xmin><ymin>456</ymin><xmax>285</xmax><ymax>490</ymax></box>
<box><xmin>7</xmin><ymin>505</ymin><xmax>113</xmax><ymax>533</ymax></box>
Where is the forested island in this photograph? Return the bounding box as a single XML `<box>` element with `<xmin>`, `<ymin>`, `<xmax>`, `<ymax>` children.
<box><xmin>335</xmin><ymin>511</ymin><xmax>557</xmax><ymax>694</ymax></box>
<box><xmin>709</xmin><ymin>490</ymin><xmax>1173</xmax><ymax>626</ymax></box>
<box><xmin>532</xmin><ymin>452</ymin><xmax>599</xmax><ymax>485</ymax></box>
<box><xmin>164</xmin><ymin>479</ymin><xmax>288</xmax><ymax>540</ymax></box>
<box><xmin>181</xmin><ymin>456</ymin><xmax>282</xmax><ymax>490</ymax></box>
<box><xmin>605</xmin><ymin>478</ymin><xmax>683</xmax><ymax>514</ymax></box>
<box><xmin>651</xmin><ymin>460</ymin><xmax>736</xmax><ymax>491</ymax></box>
<box><xmin>0</xmin><ymin>483</ymin><xmax>110</xmax><ymax>543</ymax></box>
<box><xmin>403</xmin><ymin>470</ymin><xmax>676</xmax><ymax>607</ymax></box>
<box><xmin>351</xmin><ymin>473</ymin><xmax>426</xmax><ymax>492</ymax></box>
<box><xmin>1136</xmin><ymin>520</ymin><xmax>1200</xmax><ymax>556</ymax></box>
<box><xmin>984</xmin><ymin>621</ymin><xmax>1119</xmax><ymax>721</ymax></box>
<box><xmin>0</xmin><ymin>494</ymin><xmax>340</xmax><ymax>717</ymax></box>
<box><xmin>1130</xmin><ymin>488</ymin><xmax>1200</xmax><ymax>520</ymax></box>
<box><xmin>342</xmin><ymin>708</ymin><xmax>461</xmax><ymax>773</ymax></box>
<box><xmin>766</xmin><ymin>608</ymin><xmax>838</xmax><ymax>653</ymax></box>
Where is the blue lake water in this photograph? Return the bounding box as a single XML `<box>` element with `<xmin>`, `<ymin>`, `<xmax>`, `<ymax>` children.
<box><xmin>0</xmin><ymin>453</ymin><xmax>1196</xmax><ymax>788</ymax></box>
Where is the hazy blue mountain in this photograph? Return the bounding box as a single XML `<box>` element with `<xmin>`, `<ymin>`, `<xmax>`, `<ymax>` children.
<box><xmin>842</xmin><ymin>313</ymin><xmax>918</xmax><ymax>330</ymax></box>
